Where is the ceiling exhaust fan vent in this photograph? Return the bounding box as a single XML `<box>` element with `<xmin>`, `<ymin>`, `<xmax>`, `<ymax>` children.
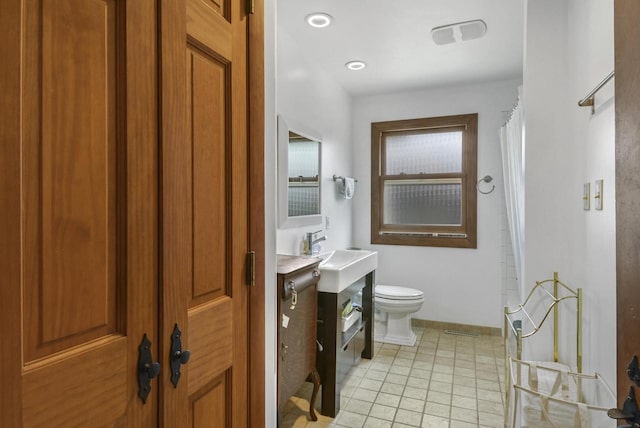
<box><xmin>431</xmin><ymin>19</ymin><xmax>487</xmax><ymax>45</ymax></box>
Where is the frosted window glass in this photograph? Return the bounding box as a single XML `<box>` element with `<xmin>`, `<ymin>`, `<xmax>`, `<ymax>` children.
<box><xmin>287</xmin><ymin>139</ymin><xmax>320</xmax><ymax>217</ymax></box>
<box><xmin>385</xmin><ymin>131</ymin><xmax>462</xmax><ymax>175</ymax></box>
<box><xmin>288</xmin><ymin>141</ymin><xmax>319</xmax><ymax>177</ymax></box>
<box><xmin>383</xmin><ymin>182</ymin><xmax>461</xmax><ymax>226</ymax></box>
<box><xmin>288</xmin><ymin>187</ymin><xmax>319</xmax><ymax>217</ymax></box>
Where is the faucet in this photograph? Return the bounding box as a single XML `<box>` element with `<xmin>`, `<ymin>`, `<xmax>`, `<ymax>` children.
<box><xmin>304</xmin><ymin>230</ymin><xmax>327</xmax><ymax>255</ymax></box>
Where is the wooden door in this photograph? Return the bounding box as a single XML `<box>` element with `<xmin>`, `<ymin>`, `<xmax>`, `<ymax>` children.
<box><xmin>159</xmin><ymin>0</ymin><xmax>252</xmax><ymax>425</ymax></box>
<box><xmin>0</xmin><ymin>0</ymin><xmax>158</xmax><ymax>425</ymax></box>
<box><xmin>615</xmin><ymin>0</ymin><xmax>640</xmax><ymax>403</ymax></box>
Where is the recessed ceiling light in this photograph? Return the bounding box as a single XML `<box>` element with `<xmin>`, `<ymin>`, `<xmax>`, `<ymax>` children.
<box><xmin>305</xmin><ymin>13</ymin><xmax>333</xmax><ymax>28</ymax></box>
<box><xmin>345</xmin><ymin>61</ymin><xmax>366</xmax><ymax>71</ymax></box>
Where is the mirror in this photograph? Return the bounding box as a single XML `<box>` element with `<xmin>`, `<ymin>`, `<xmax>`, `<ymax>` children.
<box><xmin>278</xmin><ymin>115</ymin><xmax>322</xmax><ymax>228</ymax></box>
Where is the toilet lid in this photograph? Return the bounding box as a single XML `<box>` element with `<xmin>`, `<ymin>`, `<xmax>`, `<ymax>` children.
<box><xmin>375</xmin><ymin>285</ymin><xmax>424</xmax><ymax>300</ymax></box>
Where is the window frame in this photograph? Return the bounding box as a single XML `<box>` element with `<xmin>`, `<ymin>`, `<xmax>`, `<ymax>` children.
<box><xmin>371</xmin><ymin>113</ymin><xmax>478</xmax><ymax>248</ymax></box>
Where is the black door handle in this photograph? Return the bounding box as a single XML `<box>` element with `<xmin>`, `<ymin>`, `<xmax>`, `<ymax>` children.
<box><xmin>137</xmin><ymin>334</ymin><xmax>161</xmax><ymax>404</ymax></box>
<box><xmin>170</xmin><ymin>324</ymin><xmax>191</xmax><ymax>387</ymax></box>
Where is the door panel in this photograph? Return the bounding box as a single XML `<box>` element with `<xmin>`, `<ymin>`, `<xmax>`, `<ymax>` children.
<box><xmin>22</xmin><ymin>337</ymin><xmax>127</xmax><ymax>426</ymax></box>
<box><xmin>188</xmin><ymin>299</ymin><xmax>233</xmax><ymax>396</ymax></box>
<box><xmin>1</xmin><ymin>0</ymin><xmax>158</xmax><ymax>425</ymax></box>
<box><xmin>22</xmin><ymin>1</ymin><xmax>125</xmax><ymax>421</ymax></box>
<box><xmin>192</xmin><ymin>374</ymin><xmax>229</xmax><ymax>427</ymax></box>
<box><xmin>160</xmin><ymin>0</ymin><xmax>249</xmax><ymax>425</ymax></box>
<box><xmin>40</xmin><ymin>0</ymin><xmax>117</xmax><ymax>344</ymax></box>
<box><xmin>190</xmin><ymin>47</ymin><xmax>229</xmax><ymax>301</ymax></box>
<box><xmin>25</xmin><ymin>0</ymin><xmax>119</xmax><ymax>360</ymax></box>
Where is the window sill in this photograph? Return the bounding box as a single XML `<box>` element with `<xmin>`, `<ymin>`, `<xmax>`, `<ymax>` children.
<box><xmin>371</xmin><ymin>233</ymin><xmax>476</xmax><ymax>249</ymax></box>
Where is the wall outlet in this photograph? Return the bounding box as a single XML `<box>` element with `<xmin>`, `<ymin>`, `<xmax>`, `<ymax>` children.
<box><xmin>595</xmin><ymin>179</ymin><xmax>603</xmax><ymax>210</ymax></box>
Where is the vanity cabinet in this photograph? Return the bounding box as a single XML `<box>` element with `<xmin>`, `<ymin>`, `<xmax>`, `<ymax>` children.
<box><xmin>276</xmin><ymin>255</ymin><xmax>322</xmax><ymax>422</ymax></box>
<box><xmin>317</xmin><ymin>271</ymin><xmax>375</xmax><ymax>417</ymax></box>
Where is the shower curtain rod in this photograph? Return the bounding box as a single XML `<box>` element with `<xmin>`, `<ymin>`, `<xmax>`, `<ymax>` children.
<box><xmin>501</xmin><ymin>97</ymin><xmax>520</xmax><ymax>127</ymax></box>
<box><xmin>578</xmin><ymin>70</ymin><xmax>615</xmax><ymax>114</ymax></box>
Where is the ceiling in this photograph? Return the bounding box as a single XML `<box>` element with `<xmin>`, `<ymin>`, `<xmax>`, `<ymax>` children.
<box><xmin>277</xmin><ymin>0</ymin><xmax>524</xmax><ymax>96</ymax></box>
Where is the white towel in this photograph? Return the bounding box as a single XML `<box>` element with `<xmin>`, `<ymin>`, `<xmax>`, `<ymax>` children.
<box><xmin>343</xmin><ymin>177</ymin><xmax>355</xmax><ymax>199</ymax></box>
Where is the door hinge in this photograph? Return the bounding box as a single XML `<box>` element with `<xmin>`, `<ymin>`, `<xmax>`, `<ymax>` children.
<box><xmin>246</xmin><ymin>251</ymin><xmax>256</xmax><ymax>286</ymax></box>
<box><xmin>247</xmin><ymin>0</ymin><xmax>254</xmax><ymax>15</ymax></box>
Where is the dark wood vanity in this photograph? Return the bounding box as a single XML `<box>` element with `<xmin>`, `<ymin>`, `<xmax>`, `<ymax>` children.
<box><xmin>276</xmin><ymin>255</ymin><xmax>322</xmax><ymax>423</ymax></box>
<box><xmin>316</xmin><ymin>271</ymin><xmax>375</xmax><ymax>417</ymax></box>
<box><xmin>276</xmin><ymin>254</ymin><xmax>375</xmax><ymax>420</ymax></box>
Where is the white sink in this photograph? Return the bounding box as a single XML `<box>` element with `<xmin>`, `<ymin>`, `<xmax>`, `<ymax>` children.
<box><xmin>317</xmin><ymin>250</ymin><xmax>378</xmax><ymax>293</ymax></box>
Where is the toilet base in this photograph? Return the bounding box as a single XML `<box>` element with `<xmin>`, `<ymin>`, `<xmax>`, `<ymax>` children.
<box><xmin>374</xmin><ymin>312</ymin><xmax>418</xmax><ymax>347</ymax></box>
<box><xmin>375</xmin><ymin>330</ymin><xmax>417</xmax><ymax>347</ymax></box>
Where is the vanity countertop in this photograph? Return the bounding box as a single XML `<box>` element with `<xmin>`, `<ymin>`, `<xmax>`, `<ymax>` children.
<box><xmin>276</xmin><ymin>254</ymin><xmax>321</xmax><ymax>275</ymax></box>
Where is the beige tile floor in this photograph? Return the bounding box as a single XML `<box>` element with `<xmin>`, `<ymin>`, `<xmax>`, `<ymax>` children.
<box><xmin>280</xmin><ymin>327</ymin><xmax>505</xmax><ymax>428</ymax></box>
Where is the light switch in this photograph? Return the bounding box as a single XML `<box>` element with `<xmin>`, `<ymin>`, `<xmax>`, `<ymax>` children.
<box><xmin>595</xmin><ymin>179</ymin><xmax>603</xmax><ymax>210</ymax></box>
<box><xmin>583</xmin><ymin>182</ymin><xmax>590</xmax><ymax>211</ymax></box>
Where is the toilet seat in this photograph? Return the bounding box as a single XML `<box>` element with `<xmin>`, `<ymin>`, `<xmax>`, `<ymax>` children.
<box><xmin>375</xmin><ymin>285</ymin><xmax>423</xmax><ymax>300</ymax></box>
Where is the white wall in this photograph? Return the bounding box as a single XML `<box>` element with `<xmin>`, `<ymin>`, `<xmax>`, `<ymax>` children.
<box><xmin>567</xmin><ymin>0</ymin><xmax>616</xmax><ymax>389</ymax></box>
<box><xmin>522</xmin><ymin>0</ymin><xmax>615</xmax><ymax>387</ymax></box>
<box><xmin>352</xmin><ymin>80</ymin><xmax>520</xmax><ymax>328</ymax></box>
<box><xmin>275</xmin><ymin>28</ymin><xmax>354</xmax><ymax>255</ymax></box>
<box><xmin>265</xmin><ymin>17</ymin><xmax>355</xmax><ymax>428</ymax></box>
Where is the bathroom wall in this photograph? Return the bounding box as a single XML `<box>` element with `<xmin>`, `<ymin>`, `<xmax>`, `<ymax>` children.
<box><xmin>351</xmin><ymin>79</ymin><xmax>520</xmax><ymax>329</ymax></box>
<box><xmin>266</xmin><ymin>16</ymin><xmax>356</xmax><ymax>426</ymax></box>
<box><xmin>275</xmin><ymin>27</ymin><xmax>354</xmax><ymax>256</ymax></box>
<box><xmin>566</xmin><ymin>0</ymin><xmax>616</xmax><ymax>388</ymax></box>
<box><xmin>522</xmin><ymin>0</ymin><xmax>615</xmax><ymax>387</ymax></box>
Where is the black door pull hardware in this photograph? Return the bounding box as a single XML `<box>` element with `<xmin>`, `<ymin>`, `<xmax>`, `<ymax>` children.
<box><xmin>608</xmin><ymin>386</ymin><xmax>640</xmax><ymax>427</ymax></box>
<box><xmin>608</xmin><ymin>356</ymin><xmax>640</xmax><ymax>427</ymax></box>
<box><xmin>137</xmin><ymin>334</ymin><xmax>161</xmax><ymax>404</ymax></box>
<box><xmin>170</xmin><ymin>324</ymin><xmax>191</xmax><ymax>388</ymax></box>
<box><xmin>629</xmin><ymin>355</ymin><xmax>640</xmax><ymax>387</ymax></box>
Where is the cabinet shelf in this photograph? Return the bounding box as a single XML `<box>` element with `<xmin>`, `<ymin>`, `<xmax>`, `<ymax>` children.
<box><xmin>341</xmin><ymin>318</ymin><xmax>367</xmax><ymax>350</ymax></box>
<box><xmin>340</xmin><ymin>318</ymin><xmax>367</xmax><ymax>349</ymax></box>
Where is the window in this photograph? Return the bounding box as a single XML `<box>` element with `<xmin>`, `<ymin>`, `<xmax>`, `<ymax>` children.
<box><xmin>371</xmin><ymin>114</ymin><xmax>478</xmax><ymax>248</ymax></box>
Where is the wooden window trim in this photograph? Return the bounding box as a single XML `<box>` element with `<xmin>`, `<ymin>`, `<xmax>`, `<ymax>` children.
<box><xmin>371</xmin><ymin>114</ymin><xmax>478</xmax><ymax>248</ymax></box>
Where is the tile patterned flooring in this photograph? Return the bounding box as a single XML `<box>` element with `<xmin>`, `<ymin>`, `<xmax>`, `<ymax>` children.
<box><xmin>280</xmin><ymin>327</ymin><xmax>505</xmax><ymax>428</ymax></box>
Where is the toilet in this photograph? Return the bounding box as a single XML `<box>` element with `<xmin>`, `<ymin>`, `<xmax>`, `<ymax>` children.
<box><xmin>375</xmin><ymin>285</ymin><xmax>424</xmax><ymax>346</ymax></box>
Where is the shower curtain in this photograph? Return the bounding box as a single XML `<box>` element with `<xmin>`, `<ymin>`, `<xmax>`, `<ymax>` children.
<box><xmin>500</xmin><ymin>87</ymin><xmax>525</xmax><ymax>298</ymax></box>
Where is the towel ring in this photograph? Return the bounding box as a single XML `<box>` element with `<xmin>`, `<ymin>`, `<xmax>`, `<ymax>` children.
<box><xmin>477</xmin><ymin>175</ymin><xmax>495</xmax><ymax>195</ymax></box>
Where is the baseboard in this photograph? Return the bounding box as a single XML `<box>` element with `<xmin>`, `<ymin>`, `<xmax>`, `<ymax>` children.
<box><xmin>411</xmin><ymin>318</ymin><xmax>502</xmax><ymax>337</ymax></box>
